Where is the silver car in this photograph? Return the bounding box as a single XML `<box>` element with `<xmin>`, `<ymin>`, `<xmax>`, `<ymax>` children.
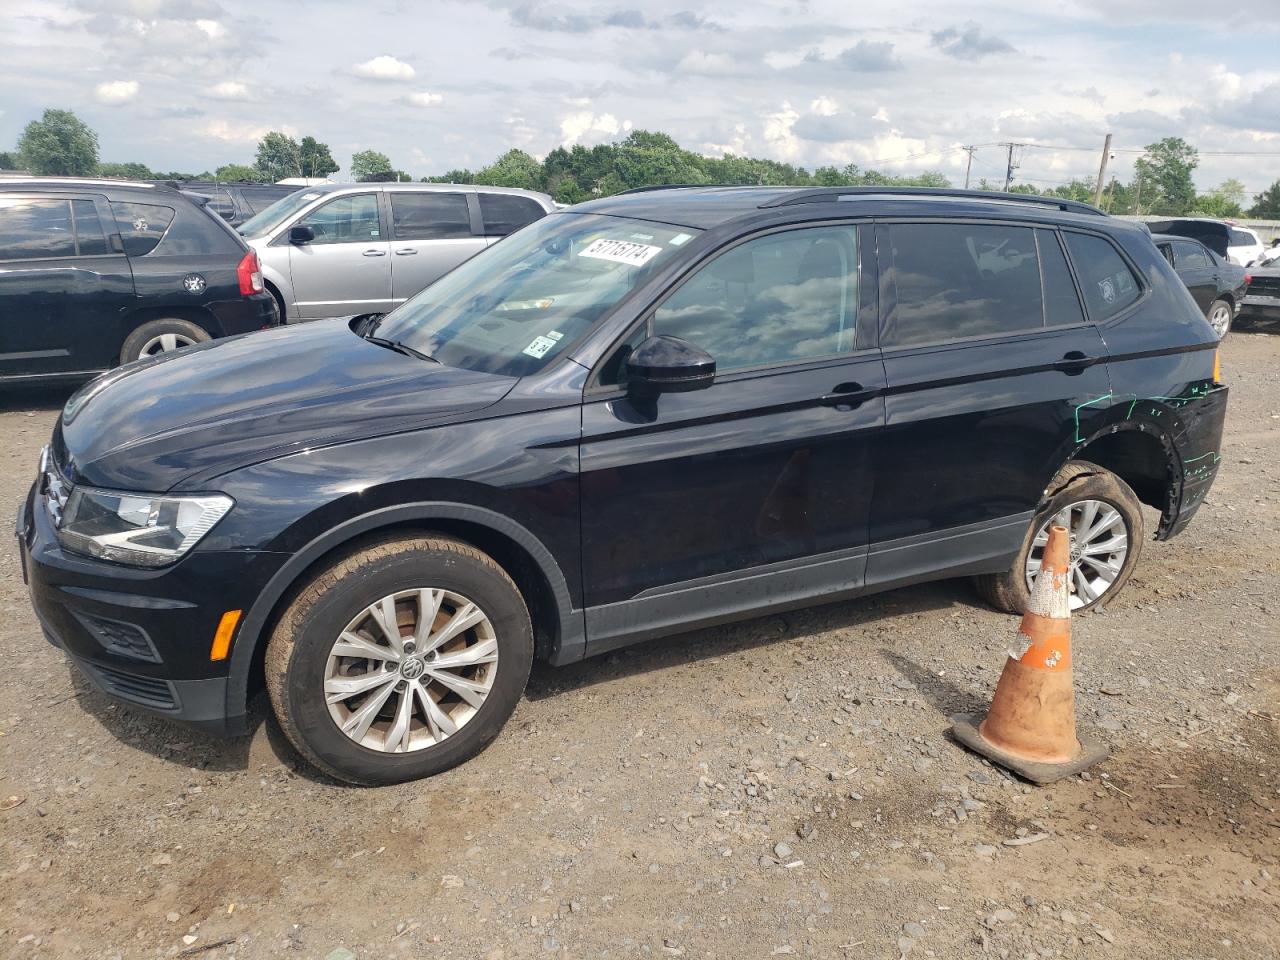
<box><xmin>238</xmin><ymin>182</ymin><xmax>555</xmax><ymax>322</ymax></box>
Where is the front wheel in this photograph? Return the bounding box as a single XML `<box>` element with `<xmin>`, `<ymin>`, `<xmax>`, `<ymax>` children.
<box><xmin>1207</xmin><ymin>299</ymin><xmax>1233</xmax><ymax>339</ymax></box>
<box><xmin>974</xmin><ymin>462</ymin><xmax>1144</xmax><ymax>614</ymax></box>
<box><xmin>265</xmin><ymin>536</ymin><xmax>534</xmax><ymax>785</ymax></box>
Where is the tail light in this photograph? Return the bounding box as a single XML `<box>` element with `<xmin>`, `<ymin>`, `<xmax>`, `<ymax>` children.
<box><xmin>1244</xmin><ymin>273</ymin><xmax>1252</xmax><ymax>287</ymax></box>
<box><xmin>236</xmin><ymin>250</ymin><xmax>264</xmax><ymax>296</ymax></box>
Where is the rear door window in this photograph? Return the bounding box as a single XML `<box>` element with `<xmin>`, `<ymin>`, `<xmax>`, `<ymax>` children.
<box><xmin>478</xmin><ymin>193</ymin><xmax>546</xmax><ymax>236</ymax></box>
<box><xmin>0</xmin><ymin>197</ymin><xmax>77</xmax><ymax>260</ymax></box>
<box><xmin>389</xmin><ymin>192</ymin><xmax>472</xmax><ymax>240</ymax></box>
<box><xmin>1174</xmin><ymin>241</ymin><xmax>1211</xmax><ymax>269</ymax></box>
<box><xmin>1062</xmin><ymin>232</ymin><xmax>1142</xmax><ymax>321</ymax></box>
<box><xmin>885</xmin><ymin>222</ymin><xmax>1044</xmax><ymax>346</ymax></box>
<box><xmin>111</xmin><ymin>202</ymin><xmax>176</xmax><ymax>256</ymax></box>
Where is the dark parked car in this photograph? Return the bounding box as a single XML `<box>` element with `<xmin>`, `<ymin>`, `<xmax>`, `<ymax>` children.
<box><xmin>1152</xmin><ymin>235</ymin><xmax>1247</xmax><ymax>338</ymax></box>
<box><xmin>19</xmin><ymin>186</ymin><xmax>1227</xmax><ymax>784</ymax></box>
<box><xmin>1</xmin><ymin>178</ymin><xmax>279</xmax><ymax>383</ymax></box>
<box><xmin>1241</xmin><ymin>262</ymin><xmax>1280</xmax><ymax>324</ymax></box>
<box><xmin>149</xmin><ymin>180</ymin><xmax>301</xmax><ymax>228</ymax></box>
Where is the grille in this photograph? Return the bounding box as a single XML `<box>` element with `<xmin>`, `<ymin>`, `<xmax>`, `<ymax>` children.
<box><xmin>86</xmin><ymin>663</ymin><xmax>178</xmax><ymax>711</ymax></box>
<box><xmin>72</xmin><ymin>611</ymin><xmax>161</xmax><ymax>663</ymax></box>
<box><xmin>1248</xmin><ymin>274</ymin><xmax>1280</xmax><ymax>297</ymax></box>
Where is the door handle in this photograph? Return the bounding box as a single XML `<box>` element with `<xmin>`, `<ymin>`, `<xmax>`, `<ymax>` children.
<box><xmin>363</xmin><ymin>249</ymin><xmax>387</xmax><ymax>257</ymax></box>
<box><xmin>818</xmin><ymin>382</ymin><xmax>879</xmax><ymax>410</ymax></box>
<box><xmin>394</xmin><ymin>248</ymin><xmax>418</xmax><ymax>256</ymax></box>
<box><xmin>1052</xmin><ymin>351</ymin><xmax>1098</xmax><ymax>374</ymax></box>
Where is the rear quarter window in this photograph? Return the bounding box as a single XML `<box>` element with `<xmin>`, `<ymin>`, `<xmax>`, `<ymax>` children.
<box><xmin>479</xmin><ymin>193</ymin><xmax>547</xmax><ymax>236</ymax></box>
<box><xmin>111</xmin><ymin>201</ymin><xmax>175</xmax><ymax>256</ymax></box>
<box><xmin>113</xmin><ymin>199</ymin><xmax>242</xmax><ymax>257</ymax></box>
<box><xmin>1062</xmin><ymin>232</ymin><xmax>1142</xmax><ymax>321</ymax></box>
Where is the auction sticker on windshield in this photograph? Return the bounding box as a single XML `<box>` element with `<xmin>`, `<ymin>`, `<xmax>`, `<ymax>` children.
<box><xmin>579</xmin><ymin>238</ymin><xmax>663</xmax><ymax>267</ymax></box>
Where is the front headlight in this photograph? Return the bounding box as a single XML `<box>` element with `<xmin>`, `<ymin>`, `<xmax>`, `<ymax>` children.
<box><xmin>56</xmin><ymin>487</ymin><xmax>233</xmax><ymax>568</ymax></box>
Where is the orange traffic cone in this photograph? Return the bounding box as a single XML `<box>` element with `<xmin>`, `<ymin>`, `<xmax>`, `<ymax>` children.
<box><xmin>951</xmin><ymin>524</ymin><xmax>1110</xmax><ymax>784</ymax></box>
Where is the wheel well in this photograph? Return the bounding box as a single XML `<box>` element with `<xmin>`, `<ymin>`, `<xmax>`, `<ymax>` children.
<box><xmin>120</xmin><ymin>304</ymin><xmax>220</xmax><ymax>340</ymax></box>
<box><xmin>1073</xmin><ymin>429</ymin><xmax>1172</xmax><ymax>514</ymax></box>
<box><xmin>263</xmin><ymin>279</ymin><xmax>287</xmax><ymax>322</ymax></box>
<box><xmin>244</xmin><ymin>519</ymin><xmax>562</xmax><ymax>699</ymax></box>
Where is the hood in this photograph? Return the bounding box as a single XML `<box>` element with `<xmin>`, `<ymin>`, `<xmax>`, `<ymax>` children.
<box><xmin>57</xmin><ymin>319</ymin><xmax>515</xmax><ymax>491</ymax></box>
<box><xmin>1147</xmin><ymin>219</ymin><xmax>1230</xmax><ymax>258</ymax></box>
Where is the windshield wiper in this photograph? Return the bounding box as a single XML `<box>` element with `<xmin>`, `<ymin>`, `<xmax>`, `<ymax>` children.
<box><xmin>362</xmin><ymin>334</ymin><xmax>439</xmax><ymax>363</ymax></box>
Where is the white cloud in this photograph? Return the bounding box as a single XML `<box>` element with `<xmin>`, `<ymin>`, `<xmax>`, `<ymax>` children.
<box><xmin>675</xmin><ymin>51</ymin><xmax>739</xmax><ymax>76</ymax></box>
<box><xmin>207</xmin><ymin>80</ymin><xmax>250</xmax><ymax>101</ymax></box>
<box><xmin>559</xmin><ymin>110</ymin><xmax>623</xmax><ymax>146</ymax></box>
<box><xmin>809</xmin><ymin>97</ymin><xmax>839</xmax><ymax>117</ymax></box>
<box><xmin>195</xmin><ymin>19</ymin><xmax>224</xmax><ymax>39</ymax></box>
<box><xmin>352</xmin><ymin>55</ymin><xmax>415</xmax><ymax>81</ymax></box>
<box><xmin>94</xmin><ymin>80</ymin><xmax>139</xmax><ymax>104</ymax></box>
<box><xmin>406</xmin><ymin>91</ymin><xmax>444</xmax><ymax>107</ymax></box>
<box><xmin>202</xmin><ymin>119</ymin><xmax>272</xmax><ymax>143</ymax></box>
<box><xmin>763</xmin><ymin>102</ymin><xmax>801</xmax><ymax>160</ymax></box>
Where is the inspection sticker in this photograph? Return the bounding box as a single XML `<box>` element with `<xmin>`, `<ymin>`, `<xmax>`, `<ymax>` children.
<box><xmin>579</xmin><ymin>237</ymin><xmax>663</xmax><ymax>267</ymax></box>
<box><xmin>522</xmin><ymin>335</ymin><xmax>560</xmax><ymax>359</ymax></box>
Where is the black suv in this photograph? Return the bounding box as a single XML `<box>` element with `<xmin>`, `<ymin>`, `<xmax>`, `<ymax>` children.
<box><xmin>19</xmin><ymin>187</ymin><xmax>1227</xmax><ymax>785</ymax></box>
<box><xmin>154</xmin><ymin>180</ymin><xmax>301</xmax><ymax>228</ymax></box>
<box><xmin>1</xmin><ymin>178</ymin><xmax>279</xmax><ymax>383</ymax></box>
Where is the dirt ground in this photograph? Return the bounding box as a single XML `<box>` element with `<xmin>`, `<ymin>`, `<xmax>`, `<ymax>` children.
<box><xmin>1</xmin><ymin>330</ymin><xmax>1277</xmax><ymax>960</ymax></box>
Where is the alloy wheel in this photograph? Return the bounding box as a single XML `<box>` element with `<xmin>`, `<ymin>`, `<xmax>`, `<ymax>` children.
<box><xmin>323</xmin><ymin>588</ymin><xmax>499</xmax><ymax>753</ymax></box>
<box><xmin>1208</xmin><ymin>303</ymin><xmax>1232</xmax><ymax>338</ymax></box>
<box><xmin>1024</xmin><ymin>499</ymin><xmax>1129</xmax><ymax>610</ymax></box>
<box><xmin>139</xmin><ymin>332</ymin><xmax>198</xmax><ymax>356</ymax></box>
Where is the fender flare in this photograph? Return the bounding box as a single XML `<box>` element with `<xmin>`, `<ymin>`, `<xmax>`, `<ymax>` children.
<box><xmin>222</xmin><ymin>502</ymin><xmax>585</xmax><ymax>726</ymax></box>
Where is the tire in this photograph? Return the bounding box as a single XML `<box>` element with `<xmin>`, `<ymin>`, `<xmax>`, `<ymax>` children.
<box><xmin>265</xmin><ymin>536</ymin><xmax>533</xmax><ymax>786</ymax></box>
<box><xmin>1206</xmin><ymin>298</ymin><xmax>1233</xmax><ymax>339</ymax></box>
<box><xmin>119</xmin><ymin>318</ymin><xmax>211</xmax><ymax>364</ymax></box>
<box><xmin>974</xmin><ymin>461</ymin><xmax>1144</xmax><ymax>615</ymax></box>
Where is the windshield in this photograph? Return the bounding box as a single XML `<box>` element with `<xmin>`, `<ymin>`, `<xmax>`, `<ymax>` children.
<box><xmin>236</xmin><ymin>188</ymin><xmax>318</xmax><ymax>238</ymax></box>
<box><xmin>373</xmin><ymin>213</ymin><xmax>699</xmax><ymax>376</ymax></box>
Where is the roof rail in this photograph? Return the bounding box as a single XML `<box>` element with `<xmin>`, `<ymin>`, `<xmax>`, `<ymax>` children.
<box><xmin>616</xmin><ymin>183</ymin><xmax>756</xmax><ymax>195</ymax></box>
<box><xmin>759</xmin><ymin>186</ymin><xmax>1106</xmax><ymax>216</ymax></box>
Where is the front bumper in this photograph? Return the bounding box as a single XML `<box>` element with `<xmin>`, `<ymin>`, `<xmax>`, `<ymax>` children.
<box><xmin>17</xmin><ymin>482</ymin><xmax>285</xmax><ymax>736</ymax></box>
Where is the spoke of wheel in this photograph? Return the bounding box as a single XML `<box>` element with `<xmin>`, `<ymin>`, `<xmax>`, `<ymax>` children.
<box><xmin>332</xmin><ymin>631</ymin><xmax>399</xmax><ymax>663</ymax></box>
<box><xmin>424</xmin><ymin>602</ymin><xmax>486</xmax><ymax>653</ymax></box>
<box><xmin>1083</xmin><ymin>510</ymin><xmax>1123</xmax><ymax>543</ymax></box>
<box><xmin>370</xmin><ymin>596</ymin><xmax>403</xmax><ymax>655</ymax></box>
<box><xmin>160</xmin><ymin>333</ymin><xmax>178</xmax><ymax>352</ymax></box>
<box><xmin>428</xmin><ymin>668</ymin><xmax>490</xmax><ymax>708</ymax></box>
<box><xmin>341</xmin><ymin>678</ymin><xmax>398</xmax><ymax>742</ymax></box>
<box><xmin>413</xmin><ymin>589</ymin><xmax>442</xmax><ymax>645</ymax></box>
<box><xmin>1075</xmin><ymin>501</ymin><xmax>1098</xmax><ymax>541</ymax></box>
<box><xmin>1081</xmin><ymin>534</ymin><xmax>1126</xmax><ymax>557</ymax></box>
<box><xmin>1080</xmin><ymin>554</ymin><xmax>1121</xmax><ymax>579</ymax></box>
<box><xmin>414</xmin><ymin>681</ymin><xmax>458</xmax><ymax>739</ymax></box>
<box><xmin>430</xmin><ymin>637</ymin><xmax>498</xmax><ymax>670</ymax></box>
<box><xmin>385</xmin><ymin>684</ymin><xmax>415</xmax><ymax>752</ymax></box>
<box><xmin>325</xmin><ymin>670</ymin><xmax>397</xmax><ymax>704</ymax></box>
<box><xmin>1073</xmin><ymin>566</ymin><xmax>1098</xmax><ymax>603</ymax></box>
<box><xmin>1031</xmin><ymin>528</ymin><xmax>1050</xmax><ymax>548</ymax></box>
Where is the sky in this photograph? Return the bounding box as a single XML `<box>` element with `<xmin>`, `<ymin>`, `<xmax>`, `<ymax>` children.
<box><xmin>3</xmin><ymin>0</ymin><xmax>1280</xmax><ymax>198</ymax></box>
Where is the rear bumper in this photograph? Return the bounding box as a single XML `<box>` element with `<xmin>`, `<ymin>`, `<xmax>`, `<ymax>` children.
<box><xmin>209</xmin><ymin>292</ymin><xmax>281</xmax><ymax>338</ymax></box>
<box><xmin>1161</xmin><ymin>384</ymin><xmax>1228</xmax><ymax>540</ymax></box>
<box><xmin>1241</xmin><ymin>295</ymin><xmax>1280</xmax><ymax>320</ymax></box>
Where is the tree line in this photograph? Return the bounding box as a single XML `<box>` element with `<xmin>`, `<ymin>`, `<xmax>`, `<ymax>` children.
<box><xmin>4</xmin><ymin>108</ymin><xmax>1279</xmax><ymax>219</ymax></box>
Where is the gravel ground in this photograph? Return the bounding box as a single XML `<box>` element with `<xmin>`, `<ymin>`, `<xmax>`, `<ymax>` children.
<box><xmin>1</xmin><ymin>331</ymin><xmax>1277</xmax><ymax>960</ymax></box>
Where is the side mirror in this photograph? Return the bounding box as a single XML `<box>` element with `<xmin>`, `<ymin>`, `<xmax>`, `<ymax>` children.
<box><xmin>289</xmin><ymin>224</ymin><xmax>315</xmax><ymax>244</ymax></box>
<box><xmin>625</xmin><ymin>335</ymin><xmax>715</xmax><ymax>395</ymax></box>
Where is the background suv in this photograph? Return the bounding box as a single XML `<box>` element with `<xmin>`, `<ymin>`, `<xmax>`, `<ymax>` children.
<box><xmin>237</xmin><ymin>182</ymin><xmax>555</xmax><ymax>322</ymax></box>
<box><xmin>0</xmin><ymin>178</ymin><xmax>279</xmax><ymax>383</ymax></box>
<box><xmin>157</xmin><ymin>180</ymin><xmax>302</xmax><ymax>228</ymax></box>
<box><xmin>21</xmin><ymin>186</ymin><xmax>1226</xmax><ymax>785</ymax></box>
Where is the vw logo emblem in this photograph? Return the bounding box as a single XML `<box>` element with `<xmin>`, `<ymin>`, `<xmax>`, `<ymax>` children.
<box><xmin>401</xmin><ymin>658</ymin><xmax>426</xmax><ymax>681</ymax></box>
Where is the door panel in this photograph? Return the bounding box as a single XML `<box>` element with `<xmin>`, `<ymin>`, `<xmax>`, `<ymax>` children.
<box><xmin>1172</xmin><ymin>241</ymin><xmax>1217</xmax><ymax>311</ymax></box>
<box><xmin>388</xmin><ymin>191</ymin><xmax>485</xmax><ymax>304</ymax></box>
<box><xmin>866</xmin><ymin>220</ymin><xmax>1111</xmax><ymax>585</ymax></box>
<box><xmin>581</xmin><ymin>354</ymin><xmax>886</xmax><ymax>613</ymax></box>
<box><xmin>0</xmin><ymin>195</ymin><xmax>134</xmax><ymax>378</ymax></box>
<box><xmin>287</xmin><ymin>193</ymin><xmax>390</xmax><ymax>318</ymax></box>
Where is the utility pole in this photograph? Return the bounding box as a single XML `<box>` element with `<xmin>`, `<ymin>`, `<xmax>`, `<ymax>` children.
<box><xmin>963</xmin><ymin>145</ymin><xmax>976</xmax><ymax>189</ymax></box>
<box><xmin>1133</xmin><ymin>173</ymin><xmax>1143</xmax><ymax>217</ymax></box>
<box><xmin>1003</xmin><ymin>143</ymin><xmax>1018</xmax><ymax>191</ymax></box>
<box><xmin>1093</xmin><ymin>133</ymin><xmax>1112</xmax><ymax>206</ymax></box>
